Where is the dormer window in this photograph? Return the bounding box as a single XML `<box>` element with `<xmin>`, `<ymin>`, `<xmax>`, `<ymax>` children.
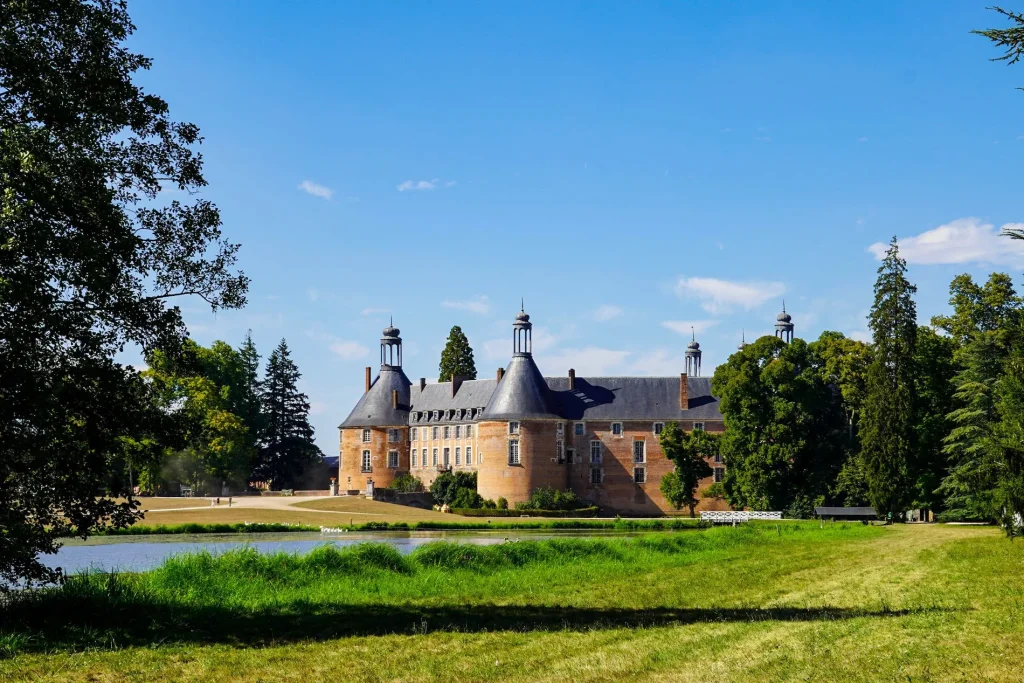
<box><xmin>508</xmin><ymin>421</ymin><xmax>520</xmax><ymax>435</ymax></box>
<box><xmin>433</xmin><ymin>410</ymin><xmax>440</xmax><ymax>421</ymax></box>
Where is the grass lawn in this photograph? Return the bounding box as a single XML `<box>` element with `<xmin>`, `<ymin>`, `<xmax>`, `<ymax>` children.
<box><xmin>2</xmin><ymin>524</ymin><xmax>1022</xmax><ymax>682</ymax></box>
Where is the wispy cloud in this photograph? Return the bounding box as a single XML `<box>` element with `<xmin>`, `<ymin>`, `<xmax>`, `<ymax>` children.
<box><xmin>867</xmin><ymin>217</ymin><xmax>1024</xmax><ymax>266</ymax></box>
<box><xmin>298</xmin><ymin>180</ymin><xmax>333</xmax><ymax>200</ymax></box>
<box><xmin>441</xmin><ymin>295</ymin><xmax>490</xmax><ymax>314</ymax></box>
<box><xmin>307</xmin><ymin>288</ymin><xmax>320</xmax><ymax>302</ymax></box>
<box><xmin>397</xmin><ymin>177</ymin><xmax>457</xmax><ymax>192</ymax></box>
<box><xmin>593</xmin><ymin>305</ymin><xmax>623</xmax><ymax>322</ymax></box>
<box><xmin>674</xmin><ymin>276</ymin><xmax>786</xmax><ymax>314</ymax></box>
<box><xmin>857</xmin><ymin>136</ymin><xmax>869</xmax><ymax>143</ymax></box>
<box><xmin>360</xmin><ymin>307</ymin><xmax>390</xmax><ymax>316</ymax></box>
<box><xmin>329</xmin><ymin>340</ymin><xmax>370</xmax><ymax>360</ymax></box>
<box><xmin>444</xmin><ymin>180</ymin><xmax>457</xmax><ymax>188</ymax></box>
<box><xmin>661</xmin><ymin>320</ymin><xmax>719</xmax><ymax>336</ymax></box>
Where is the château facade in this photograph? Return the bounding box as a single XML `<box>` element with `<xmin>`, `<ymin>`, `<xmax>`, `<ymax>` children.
<box><xmin>338</xmin><ymin>306</ymin><xmax>792</xmax><ymax>514</ymax></box>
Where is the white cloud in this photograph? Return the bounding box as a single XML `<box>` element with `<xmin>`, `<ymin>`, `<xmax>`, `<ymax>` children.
<box><xmin>536</xmin><ymin>347</ymin><xmax>632</xmax><ymax>376</ymax></box>
<box><xmin>661</xmin><ymin>320</ymin><xmax>719</xmax><ymax>336</ymax></box>
<box><xmin>674</xmin><ymin>276</ymin><xmax>786</xmax><ymax>314</ymax></box>
<box><xmin>857</xmin><ymin>136</ymin><xmax>869</xmax><ymax>143</ymax></box>
<box><xmin>397</xmin><ymin>178</ymin><xmax>455</xmax><ymax>192</ymax></box>
<box><xmin>441</xmin><ymin>295</ymin><xmax>490</xmax><ymax>314</ymax></box>
<box><xmin>867</xmin><ymin>217</ymin><xmax>1024</xmax><ymax>266</ymax></box>
<box><xmin>298</xmin><ymin>180</ymin><xmax>333</xmax><ymax>200</ymax></box>
<box><xmin>444</xmin><ymin>180</ymin><xmax>457</xmax><ymax>188</ymax></box>
<box><xmin>329</xmin><ymin>340</ymin><xmax>370</xmax><ymax>360</ymax></box>
<box><xmin>593</xmin><ymin>305</ymin><xmax>623</xmax><ymax>322</ymax></box>
<box><xmin>360</xmin><ymin>307</ymin><xmax>389</xmax><ymax>316</ymax></box>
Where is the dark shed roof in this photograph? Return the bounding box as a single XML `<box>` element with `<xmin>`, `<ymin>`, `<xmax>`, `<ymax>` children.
<box><xmin>338</xmin><ymin>366</ymin><xmax>412</xmax><ymax>428</ymax></box>
<box><xmin>815</xmin><ymin>506</ymin><xmax>877</xmax><ymax>518</ymax></box>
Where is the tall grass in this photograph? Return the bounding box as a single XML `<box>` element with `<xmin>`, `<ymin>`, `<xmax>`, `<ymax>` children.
<box><xmin>0</xmin><ymin>523</ymin><xmax>879</xmax><ymax>657</ymax></box>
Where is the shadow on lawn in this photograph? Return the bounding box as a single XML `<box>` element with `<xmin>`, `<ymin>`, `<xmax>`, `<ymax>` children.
<box><xmin>0</xmin><ymin>598</ymin><xmax>957</xmax><ymax>655</ymax></box>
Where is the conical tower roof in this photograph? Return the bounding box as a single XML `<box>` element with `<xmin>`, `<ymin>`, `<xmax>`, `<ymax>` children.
<box><xmin>338</xmin><ymin>366</ymin><xmax>412</xmax><ymax>427</ymax></box>
<box><xmin>483</xmin><ymin>354</ymin><xmax>560</xmax><ymax>420</ymax></box>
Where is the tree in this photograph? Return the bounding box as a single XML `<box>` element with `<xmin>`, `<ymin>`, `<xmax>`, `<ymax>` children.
<box><xmin>658</xmin><ymin>422</ymin><xmax>714</xmax><ymax>517</ymax></box>
<box><xmin>974</xmin><ymin>7</ymin><xmax>1024</xmax><ymax>92</ymax></box>
<box><xmin>712</xmin><ymin>336</ymin><xmax>846</xmax><ymax>515</ymax></box>
<box><xmin>430</xmin><ymin>470</ymin><xmax>477</xmax><ymax>506</ymax></box>
<box><xmin>438</xmin><ymin>325</ymin><xmax>477</xmax><ymax>382</ymax></box>
<box><xmin>912</xmin><ymin>327</ymin><xmax>956</xmax><ymax>513</ymax></box>
<box><xmin>861</xmin><ymin>238</ymin><xmax>918</xmax><ymax>518</ymax></box>
<box><xmin>994</xmin><ymin>328</ymin><xmax>1024</xmax><ymax>536</ymax></box>
<box><xmin>0</xmin><ymin>0</ymin><xmax>246</xmax><ymax>587</ymax></box>
<box><xmin>237</xmin><ymin>331</ymin><xmax>266</xmax><ymax>463</ymax></box>
<box><xmin>257</xmin><ymin>340</ymin><xmax>322</xmax><ymax>488</ymax></box>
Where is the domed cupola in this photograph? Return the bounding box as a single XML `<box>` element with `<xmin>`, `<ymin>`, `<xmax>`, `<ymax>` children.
<box><xmin>684</xmin><ymin>327</ymin><xmax>702</xmax><ymax>377</ymax></box>
<box><xmin>738</xmin><ymin>330</ymin><xmax>748</xmax><ymax>351</ymax></box>
<box><xmin>775</xmin><ymin>302</ymin><xmax>794</xmax><ymax>343</ymax></box>
<box><xmin>482</xmin><ymin>304</ymin><xmax>560</xmax><ymax>420</ymax></box>
<box><xmin>380</xmin><ymin>317</ymin><xmax>402</xmax><ymax>367</ymax></box>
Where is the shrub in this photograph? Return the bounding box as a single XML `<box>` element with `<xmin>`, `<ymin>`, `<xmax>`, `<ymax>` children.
<box><xmin>451</xmin><ymin>487</ymin><xmax>484</xmax><ymax>509</ymax></box>
<box><xmin>496</xmin><ymin>497</ymin><xmax>508</xmax><ymax>510</ymax></box>
<box><xmin>482</xmin><ymin>499</ymin><xmax>497</xmax><ymax>509</ymax></box>
<box><xmin>430</xmin><ymin>471</ymin><xmax>478</xmax><ymax>505</ymax></box>
<box><xmin>453</xmin><ymin>506</ymin><xmax>600</xmax><ymax>518</ymax></box>
<box><xmin>704</xmin><ymin>482</ymin><xmax>726</xmax><ymax>499</ymax></box>
<box><xmin>517</xmin><ymin>487</ymin><xmax>588</xmax><ymax>511</ymax></box>
<box><xmin>391</xmin><ymin>474</ymin><xmax>425</xmax><ymax>493</ymax></box>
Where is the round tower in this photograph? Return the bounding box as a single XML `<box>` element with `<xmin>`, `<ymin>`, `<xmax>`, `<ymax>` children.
<box><xmin>685</xmin><ymin>327</ymin><xmax>702</xmax><ymax>377</ymax></box>
<box><xmin>775</xmin><ymin>302</ymin><xmax>794</xmax><ymax>344</ymax></box>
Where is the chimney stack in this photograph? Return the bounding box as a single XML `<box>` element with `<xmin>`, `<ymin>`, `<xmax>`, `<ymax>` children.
<box><xmin>680</xmin><ymin>373</ymin><xmax>689</xmax><ymax>410</ymax></box>
<box><xmin>497</xmin><ymin>367</ymin><xmax>505</xmax><ymax>382</ymax></box>
<box><xmin>452</xmin><ymin>376</ymin><xmax>464</xmax><ymax>397</ymax></box>
<box><xmin>568</xmin><ymin>368</ymin><xmax>576</xmax><ymax>391</ymax></box>
<box><xmin>364</xmin><ymin>367</ymin><xmax>372</xmax><ymax>393</ymax></box>
<box><xmin>419</xmin><ymin>377</ymin><xmax>426</xmax><ymax>391</ymax></box>
<box><xmin>392</xmin><ymin>389</ymin><xmax>399</xmax><ymax>410</ymax></box>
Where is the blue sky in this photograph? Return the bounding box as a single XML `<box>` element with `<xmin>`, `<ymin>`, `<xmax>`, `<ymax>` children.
<box><xmin>125</xmin><ymin>1</ymin><xmax>1024</xmax><ymax>449</ymax></box>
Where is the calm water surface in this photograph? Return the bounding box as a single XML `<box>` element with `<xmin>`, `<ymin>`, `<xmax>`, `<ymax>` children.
<box><xmin>43</xmin><ymin>531</ymin><xmax>636</xmax><ymax>574</ymax></box>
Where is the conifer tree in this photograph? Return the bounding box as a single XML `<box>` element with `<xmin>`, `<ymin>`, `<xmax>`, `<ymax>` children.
<box><xmin>861</xmin><ymin>238</ymin><xmax>918</xmax><ymax>518</ymax></box>
<box><xmin>237</xmin><ymin>331</ymin><xmax>266</xmax><ymax>452</ymax></box>
<box><xmin>439</xmin><ymin>325</ymin><xmax>477</xmax><ymax>382</ymax></box>
<box><xmin>257</xmin><ymin>339</ymin><xmax>322</xmax><ymax>488</ymax></box>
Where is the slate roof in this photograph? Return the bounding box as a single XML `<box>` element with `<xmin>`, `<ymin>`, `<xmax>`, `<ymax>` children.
<box><xmin>409</xmin><ymin>378</ymin><xmax>497</xmax><ymax>420</ymax></box>
<box><xmin>484</xmin><ymin>355</ymin><xmax>562</xmax><ymax>420</ymax></box>
<box><xmin>546</xmin><ymin>375</ymin><xmax>722</xmax><ymax>421</ymax></box>
<box><xmin>338</xmin><ymin>366</ymin><xmax>412</xmax><ymax>428</ymax></box>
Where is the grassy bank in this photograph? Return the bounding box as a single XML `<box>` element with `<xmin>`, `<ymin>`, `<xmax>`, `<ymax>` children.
<box><xmin>3</xmin><ymin>524</ymin><xmax>1022</xmax><ymax>681</ymax></box>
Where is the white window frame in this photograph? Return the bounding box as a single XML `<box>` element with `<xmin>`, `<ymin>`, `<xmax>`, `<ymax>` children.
<box><xmin>693</xmin><ymin>422</ymin><xmax>706</xmax><ymax>432</ymax></box>
<box><xmin>590</xmin><ymin>440</ymin><xmax>602</xmax><ymax>464</ymax></box>
<box><xmin>714</xmin><ymin>452</ymin><xmax>722</xmax><ymax>464</ymax></box>
<box><xmin>611</xmin><ymin>422</ymin><xmax>623</xmax><ymax>436</ymax></box>
<box><xmin>443</xmin><ymin>425</ymin><xmax>451</xmax><ymax>440</ymax></box>
<box><xmin>361</xmin><ymin>450</ymin><xmax>371</xmax><ymax>472</ymax></box>
<box><xmin>388</xmin><ymin>428</ymin><xmax>400</xmax><ymax>443</ymax></box>
<box><xmin>411</xmin><ymin>449</ymin><xmax>418</xmax><ymax>468</ymax></box>
<box><xmin>556</xmin><ymin>422</ymin><xmax>564</xmax><ymax>435</ymax></box>
<box><xmin>508</xmin><ymin>440</ymin><xmax>520</xmax><ymax>465</ymax></box>
<box><xmin>410</xmin><ymin>427</ymin><xmax>418</xmax><ymax>441</ymax></box>
<box><xmin>633</xmin><ymin>439</ymin><xmax>646</xmax><ymax>464</ymax></box>
<box><xmin>714</xmin><ymin>467</ymin><xmax>724</xmax><ymax>483</ymax></box>
<box><xmin>465</xmin><ymin>424</ymin><xmax>473</xmax><ymax>438</ymax></box>
<box><xmin>633</xmin><ymin>466</ymin><xmax>646</xmax><ymax>484</ymax></box>
<box><xmin>455</xmin><ymin>447</ymin><xmax>461</xmax><ymax>466</ymax></box>
<box><xmin>466</xmin><ymin>447</ymin><xmax>473</xmax><ymax>465</ymax></box>
<box><xmin>362</xmin><ymin>429</ymin><xmax>371</xmax><ymax>444</ymax></box>
<box><xmin>653</xmin><ymin>422</ymin><xmax>664</xmax><ymax>436</ymax></box>
<box><xmin>455</xmin><ymin>425</ymin><xmax>462</xmax><ymax>439</ymax></box>
<box><xmin>508</xmin><ymin>421</ymin><xmax>520</xmax><ymax>435</ymax></box>
<box><xmin>574</xmin><ymin>422</ymin><xmax>585</xmax><ymax>436</ymax></box>
<box><xmin>432</xmin><ymin>448</ymin><xmax>438</xmax><ymax>467</ymax></box>
<box><xmin>388</xmin><ymin>450</ymin><xmax>399</xmax><ymax>468</ymax></box>
<box><xmin>443</xmin><ymin>447</ymin><xmax>450</xmax><ymax>467</ymax></box>
<box><xmin>432</xmin><ymin>426</ymin><xmax>439</xmax><ymax>440</ymax></box>
<box><xmin>556</xmin><ymin>440</ymin><xmax>564</xmax><ymax>464</ymax></box>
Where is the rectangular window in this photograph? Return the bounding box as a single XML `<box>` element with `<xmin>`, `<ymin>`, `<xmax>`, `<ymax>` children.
<box><xmin>556</xmin><ymin>440</ymin><xmax>564</xmax><ymax>464</ymax></box>
<box><xmin>693</xmin><ymin>422</ymin><xmax>706</xmax><ymax>432</ymax></box>
<box><xmin>556</xmin><ymin>422</ymin><xmax>564</xmax><ymax>435</ymax></box>
<box><xmin>653</xmin><ymin>422</ymin><xmax>664</xmax><ymax>435</ymax></box>
<box><xmin>508</xmin><ymin>421</ymin><xmax>520</xmax><ymax>435</ymax></box>
<box><xmin>412</xmin><ymin>449</ymin><xmax>418</xmax><ymax>468</ymax></box>
<box><xmin>590</xmin><ymin>440</ymin><xmax>602</xmax><ymax>464</ymax></box>
<box><xmin>443</xmin><ymin>447</ymin><xmax>450</xmax><ymax>467</ymax></box>
<box><xmin>574</xmin><ymin>422</ymin><xmax>585</xmax><ymax>436</ymax></box>
<box><xmin>714</xmin><ymin>467</ymin><xmax>724</xmax><ymax>483</ymax></box>
<box><xmin>443</xmin><ymin>425</ymin><xmax>451</xmax><ymax>440</ymax></box>
<box><xmin>410</xmin><ymin>427</ymin><xmax>418</xmax><ymax>442</ymax></box>
<box><xmin>362</xmin><ymin>429</ymin><xmax>371</xmax><ymax>444</ymax></box>
<box><xmin>508</xmin><ymin>440</ymin><xmax>520</xmax><ymax>465</ymax></box>
<box><xmin>432</xmin><ymin>448</ymin><xmax>438</xmax><ymax>467</ymax></box>
<box><xmin>714</xmin><ymin>452</ymin><xmax>722</xmax><ymax>464</ymax></box>
<box><xmin>611</xmin><ymin>422</ymin><xmax>623</xmax><ymax>436</ymax></box>
<box><xmin>466</xmin><ymin>447</ymin><xmax>473</xmax><ymax>465</ymax></box>
<box><xmin>590</xmin><ymin>467</ymin><xmax>602</xmax><ymax>484</ymax></box>
<box><xmin>465</xmin><ymin>424</ymin><xmax>473</xmax><ymax>438</ymax></box>
<box><xmin>432</xmin><ymin>427</ymin><xmax>439</xmax><ymax>440</ymax></box>
<box><xmin>388</xmin><ymin>450</ymin><xmax>399</xmax><ymax>468</ymax></box>
<box><xmin>566</xmin><ymin>448</ymin><xmax>575</xmax><ymax>465</ymax></box>
<box><xmin>361</xmin><ymin>450</ymin><xmax>371</xmax><ymax>472</ymax></box>
<box><xmin>455</xmin><ymin>447</ymin><xmax>461</xmax><ymax>466</ymax></box>
<box><xmin>455</xmin><ymin>425</ymin><xmax>462</xmax><ymax>439</ymax></box>
<box><xmin>634</xmin><ymin>467</ymin><xmax>646</xmax><ymax>483</ymax></box>
<box><xmin>388</xmin><ymin>428</ymin><xmax>400</xmax><ymax>443</ymax></box>
<box><xmin>633</xmin><ymin>439</ymin><xmax>646</xmax><ymax>464</ymax></box>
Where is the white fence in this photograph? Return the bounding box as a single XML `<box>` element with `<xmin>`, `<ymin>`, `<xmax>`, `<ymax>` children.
<box><xmin>700</xmin><ymin>510</ymin><xmax>782</xmax><ymax>523</ymax></box>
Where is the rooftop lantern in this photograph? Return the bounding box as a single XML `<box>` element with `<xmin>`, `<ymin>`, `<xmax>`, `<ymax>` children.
<box><xmin>775</xmin><ymin>302</ymin><xmax>794</xmax><ymax>344</ymax></box>
<box><xmin>380</xmin><ymin>317</ymin><xmax>402</xmax><ymax>367</ymax></box>
<box><xmin>512</xmin><ymin>299</ymin><xmax>532</xmax><ymax>357</ymax></box>
<box><xmin>684</xmin><ymin>326</ymin><xmax>702</xmax><ymax>377</ymax></box>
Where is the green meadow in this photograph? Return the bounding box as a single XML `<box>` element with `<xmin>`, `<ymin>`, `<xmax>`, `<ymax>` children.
<box><xmin>2</xmin><ymin>523</ymin><xmax>1022</xmax><ymax>682</ymax></box>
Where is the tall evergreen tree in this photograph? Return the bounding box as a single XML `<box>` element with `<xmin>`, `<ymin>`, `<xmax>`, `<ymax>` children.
<box><xmin>861</xmin><ymin>238</ymin><xmax>918</xmax><ymax>518</ymax></box>
<box><xmin>257</xmin><ymin>339</ymin><xmax>322</xmax><ymax>488</ymax></box>
<box><xmin>994</xmin><ymin>327</ymin><xmax>1024</xmax><ymax>536</ymax></box>
<box><xmin>439</xmin><ymin>325</ymin><xmax>477</xmax><ymax>382</ymax></box>
<box><xmin>912</xmin><ymin>327</ymin><xmax>956</xmax><ymax>514</ymax></box>
<box><xmin>237</xmin><ymin>330</ymin><xmax>266</xmax><ymax>452</ymax></box>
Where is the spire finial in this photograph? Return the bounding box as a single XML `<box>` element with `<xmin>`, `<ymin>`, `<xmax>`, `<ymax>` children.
<box><xmin>691</xmin><ymin>326</ymin><xmax>695</xmax><ymax>341</ymax></box>
<box><xmin>521</xmin><ymin>297</ymin><xmax>524</xmax><ymax>312</ymax></box>
<box><xmin>742</xmin><ymin>329</ymin><xmax>746</xmax><ymax>343</ymax></box>
<box><xmin>782</xmin><ymin>299</ymin><xmax>786</xmax><ymax>313</ymax></box>
<box><xmin>390</xmin><ymin>315</ymin><xmax>393</xmax><ymax>326</ymax></box>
